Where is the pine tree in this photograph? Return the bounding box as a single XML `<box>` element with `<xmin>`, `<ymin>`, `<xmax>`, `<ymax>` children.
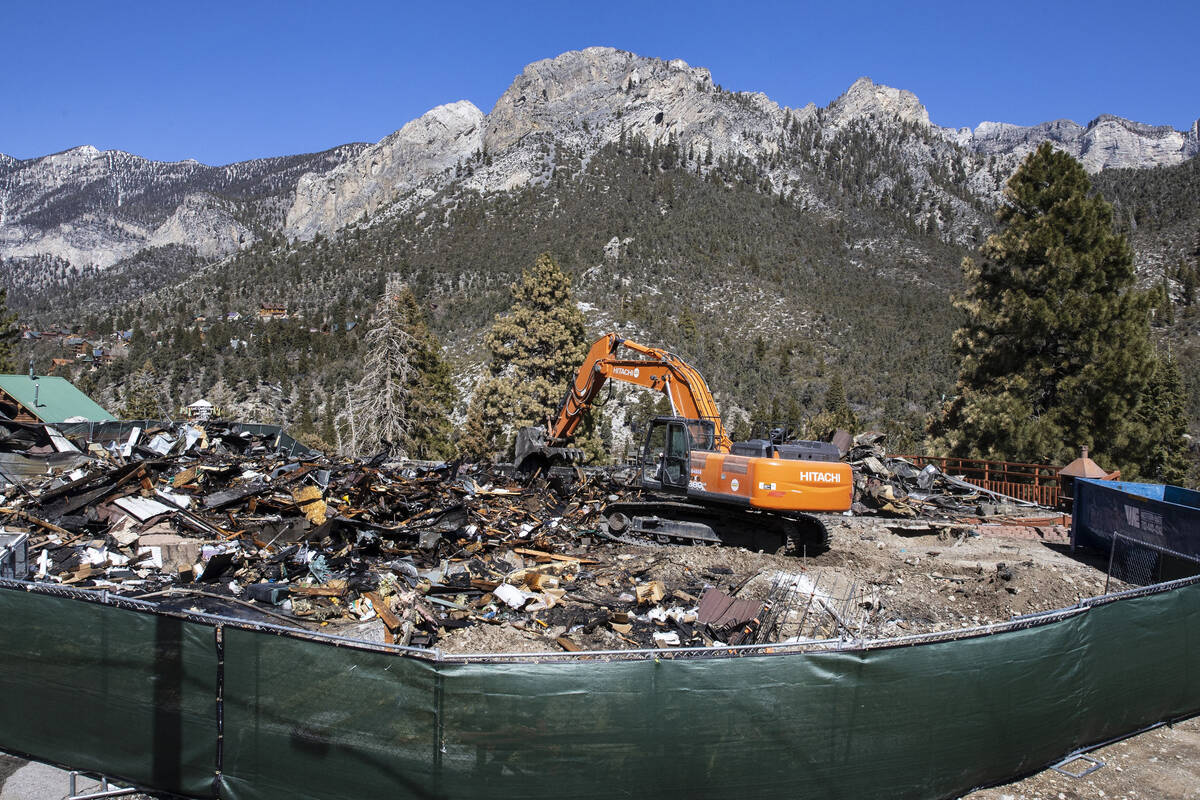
<box><xmin>822</xmin><ymin>373</ymin><xmax>857</xmax><ymax>431</ymax></box>
<box><xmin>803</xmin><ymin>372</ymin><xmax>856</xmax><ymax>437</ymax></box>
<box><xmin>461</xmin><ymin>253</ymin><xmax>595</xmax><ymax>461</ymax></box>
<box><xmin>934</xmin><ymin>143</ymin><xmax>1158</xmax><ymax>474</ymax></box>
<box><xmin>351</xmin><ymin>280</ymin><xmax>455</xmax><ymax>459</ymax></box>
<box><xmin>0</xmin><ymin>289</ymin><xmax>19</xmax><ymax>373</ymax></box>
<box><xmin>1156</xmin><ymin>275</ymin><xmax>1175</xmax><ymax>326</ymax></box>
<box><xmin>121</xmin><ymin>360</ymin><xmax>166</xmax><ymax>420</ymax></box>
<box><xmin>403</xmin><ymin>294</ymin><xmax>456</xmax><ymax>460</ymax></box>
<box><xmin>1133</xmin><ymin>354</ymin><xmax>1191</xmax><ymax>484</ymax></box>
<box><xmin>1182</xmin><ymin>263</ymin><xmax>1197</xmax><ymax>307</ymax></box>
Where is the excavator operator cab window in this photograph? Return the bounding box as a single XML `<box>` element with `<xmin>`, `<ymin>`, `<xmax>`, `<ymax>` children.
<box><xmin>640</xmin><ymin>418</ymin><xmax>691</xmax><ymax>490</ymax></box>
<box><xmin>686</xmin><ymin>420</ymin><xmax>717</xmax><ymax>452</ymax></box>
<box><xmin>641</xmin><ymin>420</ymin><xmax>668</xmax><ymax>487</ymax></box>
<box><xmin>663</xmin><ymin>422</ymin><xmax>689</xmax><ymax>488</ymax></box>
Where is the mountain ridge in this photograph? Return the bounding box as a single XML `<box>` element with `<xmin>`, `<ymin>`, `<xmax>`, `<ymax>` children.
<box><xmin>4</xmin><ymin>49</ymin><xmax>1194</xmax><ymax>456</ymax></box>
<box><xmin>4</xmin><ymin>47</ymin><xmax>1196</xmax><ymax>272</ymax></box>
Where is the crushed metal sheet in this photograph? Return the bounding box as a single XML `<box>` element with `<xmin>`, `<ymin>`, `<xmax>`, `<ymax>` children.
<box><xmin>112</xmin><ymin>495</ymin><xmax>176</xmax><ymax>522</ymax></box>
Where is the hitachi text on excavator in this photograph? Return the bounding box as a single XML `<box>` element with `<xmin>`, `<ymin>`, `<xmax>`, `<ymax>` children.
<box><xmin>514</xmin><ymin>333</ymin><xmax>852</xmax><ymax>551</ymax></box>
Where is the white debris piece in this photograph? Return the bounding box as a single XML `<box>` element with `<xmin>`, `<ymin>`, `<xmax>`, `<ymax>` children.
<box><xmin>155</xmin><ymin>488</ymin><xmax>193</xmax><ymax>510</ymax></box>
<box><xmin>113</xmin><ymin>495</ymin><xmax>175</xmax><ymax>522</ymax></box>
<box><xmin>45</xmin><ymin>427</ymin><xmax>80</xmax><ymax>454</ymax></box>
<box><xmin>653</xmin><ymin>631</ymin><xmax>681</xmax><ymax>647</ymax></box>
<box><xmin>493</xmin><ymin>583</ymin><xmax>532</xmax><ymax>609</ymax></box>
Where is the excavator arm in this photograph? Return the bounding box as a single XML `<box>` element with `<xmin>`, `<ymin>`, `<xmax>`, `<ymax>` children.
<box><xmin>547</xmin><ymin>332</ymin><xmax>732</xmax><ymax>451</ymax></box>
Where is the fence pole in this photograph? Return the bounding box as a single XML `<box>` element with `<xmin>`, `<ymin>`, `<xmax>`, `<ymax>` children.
<box><xmin>432</xmin><ymin>666</ymin><xmax>445</xmax><ymax>797</ymax></box>
<box><xmin>212</xmin><ymin>624</ymin><xmax>224</xmax><ymax>798</ymax></box>
<box><xmin>1105</xmin><ymin>533</ymin><xmax>1119</xmax><ymax>595</ymax></box>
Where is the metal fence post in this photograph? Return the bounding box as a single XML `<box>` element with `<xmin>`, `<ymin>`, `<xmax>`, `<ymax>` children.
<box><xmin>213</xmin><ymin>625</ymin><xmax>225</xmax><ymax>797</ymax></box>
<box><xmin>1105</xmin><ymin>533</ymin><xmax>1119</xmax><ymax>595</ymax></box>
<box><xmin>432</xmin><ymin>664</ymin><xmax>445</xmax><ymax>797</ymax></box>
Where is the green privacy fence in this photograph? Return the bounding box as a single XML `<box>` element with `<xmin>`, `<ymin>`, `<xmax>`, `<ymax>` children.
<box><xmin>1</xmin><ymin>577</ymin><xmax>1198</xmax><ymax>800</ymax></box>
<box><xmin>0</xmin><ymin>588</ymin><xmax>219</xmax><ymax>797</ymax></box>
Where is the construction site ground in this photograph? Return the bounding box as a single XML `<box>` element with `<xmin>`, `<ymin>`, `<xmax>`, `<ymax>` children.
<box><xmin>2</xmin><ymin>516</ymin><xmax>1195</xmax><ymax>798</ymax></box>
<box><xmin>7</xmin><ymin>420</ymin><xmax>1196</xmax><ymax>797</ymax></box>
<box><xmin>962</xmin><ymin>714</ymin><xmax>1200</xmax><ymax>799</ymax></box>
<box><xmin>413</xmin><ymin>515</ymin><xmax>1113</xmax><ymax>656</ymax></box>
<box><xmin>426</xmin><ymin>515</ymin><xmax>1200</xmax><ymax>797</ymax></box>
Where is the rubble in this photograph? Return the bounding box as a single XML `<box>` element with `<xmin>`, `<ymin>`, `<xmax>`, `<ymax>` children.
<box><xmin>0</xmin><ymin>421</ymin><xmax>1112</xmax><ymax>654</ymax></box>
<box><xmin>846</xmin><ymin>432</ymin><xmax>1034</xmax><ymax>518</ymax></box>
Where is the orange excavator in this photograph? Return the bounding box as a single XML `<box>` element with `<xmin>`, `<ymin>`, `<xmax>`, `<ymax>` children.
<box><xmin>514</xmin><ymin>333</ymin><xmax>852</xmax><ymax>551</ymax></box>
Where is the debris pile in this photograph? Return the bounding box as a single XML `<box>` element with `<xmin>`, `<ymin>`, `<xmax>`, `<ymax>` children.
<box><xmin>0</xmin><ymin>420</ymin><xmax>788</xmax><ymax>651</ymax></box>
<box><xmin>847</xmin><ymin>433</ymin><xmax>1018</xmax><ymax>517</ymax></box>
<box><xmin>0</xmin><ymin>421</ymin><xmax>1096</xmax><ymax>655</ymax></box>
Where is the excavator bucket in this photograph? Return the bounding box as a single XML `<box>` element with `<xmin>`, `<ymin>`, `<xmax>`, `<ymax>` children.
<box><xmin>514</xmin><ymin>426</ymin><xmax>584</xmax><ymax>474</ymax></box>
<box><xmin>514</xmin><ymin>426</ymin><xmax>548</xmax><ymax>472</ymax></box>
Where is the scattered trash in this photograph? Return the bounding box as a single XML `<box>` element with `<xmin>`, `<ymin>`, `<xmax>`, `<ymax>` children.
<box><xmin>0</xmin><ymin>419</ymin><xmax>1092</xmax><ymax>653</ymax></box>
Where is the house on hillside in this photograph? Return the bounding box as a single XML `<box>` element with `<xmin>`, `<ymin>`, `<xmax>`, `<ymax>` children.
<box><xmin>258</xmin><ymin>302</ymin><xmax>288</xmax><ymax>321</ymax></box>
<box><xmin>187</xmin><ymin>399</ymin><xmax>215</xmax><ymax>421</ymax></box>
<box><xmin>0</xmin><ymin>375</ymin><xmax>115</xmax><ymax>424</ymax></box>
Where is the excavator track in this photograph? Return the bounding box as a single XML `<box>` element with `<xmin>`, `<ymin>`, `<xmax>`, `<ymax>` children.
<box><xmin>600</xmin><ymin>497</ymin><xmax>832</xmax><ymax>555</ymax></box>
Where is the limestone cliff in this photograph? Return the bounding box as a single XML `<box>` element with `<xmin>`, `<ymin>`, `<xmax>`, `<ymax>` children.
<box><xmin>285</xmin><ymin>100</ymin><xmax>484</xmax><ymax>240</ymax></box>
<box><xmin>960</xmin><ymin>114</ymin><xmax>1199</xmax><ymax>171</ymax></box>
<box><xmin>825</xmin><ymin>77</ymin><xmax>931</xmax><ymax>129</ymax></box>
<box><xmin>0</xmin><ymin>142</ymin><xmax>363</xmax><ymax>267</ymax></box>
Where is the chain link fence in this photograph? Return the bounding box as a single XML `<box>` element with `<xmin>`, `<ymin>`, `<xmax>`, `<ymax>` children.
<box><xmin>1103</xmin><ymin>533</ymin><xmax>1200</xmax><ymax>593</ymax></box>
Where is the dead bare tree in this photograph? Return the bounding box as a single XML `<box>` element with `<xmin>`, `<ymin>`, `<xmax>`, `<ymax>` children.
<box><xmin>336</xmin><ymin>383</ymin><xmax>361</xmax><ymax>457</ymax></box>
<box><xmin>349</xmin><ymin>277</ymin><xmax>419</xmax><ymax>457</ymax></box>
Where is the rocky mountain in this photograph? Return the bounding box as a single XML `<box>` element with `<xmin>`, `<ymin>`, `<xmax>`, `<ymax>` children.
<box><xmin>0</xmin><ymin>142</ymin><xmax>367</xmax><ymax>269</ymax></box>
<box><xmin>279</xmin><ymin>49</ymin><xmax>1197</xmax><ymax>243</ymax></box>
<box><xmin>956</xmin><ymin>115</ymin><xmax>1200</xmax><ymax>172</ymax></box>
<box><xmin>283</xmin><ymin>49</ymin><xmax>802</xmax><ymax>241</ymax></box>
<box><xmin>4</xmin><ymin>47</ymin><xmax>1199</xmax><ymax>451</ymax></box>
<box><xmin>282</xmin><ymin>52</ymin><xmax>995</xmax><ymax>244</ymax></box>
<box><xmin>3</xmin><ymin>47</ymin><xmax>1195</xmax><ymax>275</ymax></box>
<box><xmin>825</xmin><ymin>77</ymin><xmax>931</xmax><ymax>129</ymax></box>
<box><xmin>286</xmin><ymin>101</ymin><xmax>484</xmax><ymax>240</ymax></box>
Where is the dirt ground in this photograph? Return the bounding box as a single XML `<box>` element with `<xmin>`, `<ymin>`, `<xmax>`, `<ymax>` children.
<box><xmin>423</xmin><ymin>513</ymin><xmax>1120</xmax><ymax>655</ymax></box>
<box><xmin>962</xmin><ymin>715</ymin><xmax>1200</xmax><ymax>800</ymax></box>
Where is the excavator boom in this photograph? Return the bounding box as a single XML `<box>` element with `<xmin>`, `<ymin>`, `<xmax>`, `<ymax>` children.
<box><xmin>549</xmin><ymin>333</ymin><xmax>730</xmax><ymax>451</ymax></box>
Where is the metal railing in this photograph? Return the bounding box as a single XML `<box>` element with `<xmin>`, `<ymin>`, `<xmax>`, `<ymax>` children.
<box><xmin>896</xmin><ymin>454</ymin><xmax>1063</xmax><ymax>507</ymax></box>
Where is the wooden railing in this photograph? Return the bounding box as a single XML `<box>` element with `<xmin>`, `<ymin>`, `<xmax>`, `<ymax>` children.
<box><xmin>895</xmin><ymin>455</ymin><xmax>1063</xmax><ymax>507</ymax></box>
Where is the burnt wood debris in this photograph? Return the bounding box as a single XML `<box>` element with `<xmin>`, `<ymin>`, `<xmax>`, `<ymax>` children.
<box><xmin>0</xmin><ymin>419</ymin><xmax>1081</xmax><ymax>653</ymax></box>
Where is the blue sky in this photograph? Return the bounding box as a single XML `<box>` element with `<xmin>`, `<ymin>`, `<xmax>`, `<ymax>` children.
<box><xmin>4</xmin><ymin>0</ymin><xmax>1197</xmax><ymax>165</ymax></box>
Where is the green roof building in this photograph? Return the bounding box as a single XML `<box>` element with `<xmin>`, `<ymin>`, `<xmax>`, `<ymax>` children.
<box><xmin>0</xmin><ymin>375</ymin><xmax>115</xmax><ymax>424</ymax></box>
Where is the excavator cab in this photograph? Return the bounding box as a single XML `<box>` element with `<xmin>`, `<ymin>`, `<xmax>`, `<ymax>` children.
<box><xmin>639</xmin><ymin>416</ymin><xmax>716</xmax><ymax>491</ymax></box>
